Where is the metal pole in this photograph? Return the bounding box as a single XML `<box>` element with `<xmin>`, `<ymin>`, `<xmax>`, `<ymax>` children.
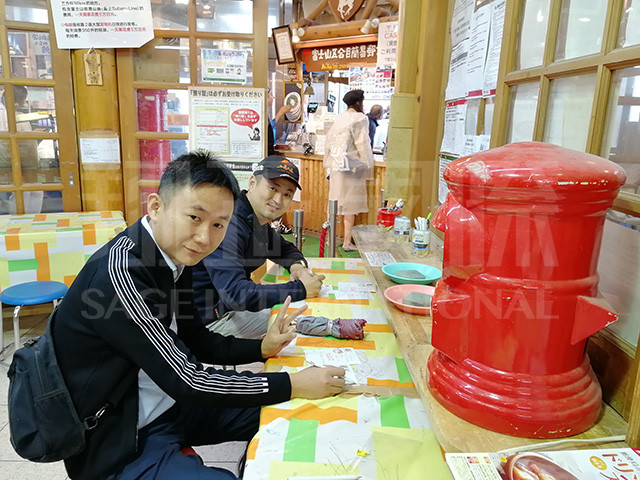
<box><xmin>328</xmin><ymin>200</ymin><xmax>338</xmax><ymax>257</ymax></box>
<box><xmin>380</xmin><ymin>188</ymin><xmax>385</xmax><ymax>209</ymax></box>
<box><xmin>293</xmin><ymin>209</ymin><xmax>304</xmax><ymax>251</ymax></box>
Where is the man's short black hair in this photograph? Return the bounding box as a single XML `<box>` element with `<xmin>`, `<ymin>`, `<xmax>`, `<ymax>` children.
<box><xmin>158</xmin><ymin>151</ymin><xmax>240</xmax><ymax>204</ymax></box>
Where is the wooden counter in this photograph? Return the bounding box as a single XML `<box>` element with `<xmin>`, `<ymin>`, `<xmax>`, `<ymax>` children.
<box><xmin>353</xmin><ymin>224</ymin><xmax>629</xmax><ymax>453</ymax></box>
<box><xmin>276</xmin><ymin>150</ymin><xmax>386</xmax><ymax>234</ymax></box>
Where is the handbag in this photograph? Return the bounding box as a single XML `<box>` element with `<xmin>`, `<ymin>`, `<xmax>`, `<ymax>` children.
<box><xmin>7</xmin><ymin>313</ymin><xmax>136</xmax><ymax>462</ymax></box>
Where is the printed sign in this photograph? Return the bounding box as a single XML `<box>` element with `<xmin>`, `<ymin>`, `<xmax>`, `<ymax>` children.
<box><xmin>299</xmin><ymin>42</ymin><xmax>377</xmax><ymax>71</ymax></box>
<box><xmin>201</xmin><ymin>49</ymin><xmax>248</xmax><ymax>84</ymax></box>
<box><xmin>50</xmin><ymin>0</ymin><xmax>153</xmax><ymax>49</ymax></box>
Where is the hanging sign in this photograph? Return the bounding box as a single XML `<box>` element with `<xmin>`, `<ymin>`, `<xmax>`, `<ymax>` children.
<box><xmin>298</xmin><ymin>42</ymin><xmax>377</xmax><ymax>71</ymax></box>
<box><xmin>377</xmin><ymin>21</ymin><xmax>398</xmax><ymax>69</ymax></box>
<box><xmin>188</xmin><ymin>86</ymin><xmax>265</xmax><ymax>162</ymax></box>
<box><xmin>50</xmin><ymin>0</ymin><xmax>153</xmax><ymax>49</ymax></box>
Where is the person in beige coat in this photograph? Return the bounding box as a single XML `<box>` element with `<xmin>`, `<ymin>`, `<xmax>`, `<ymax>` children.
<box><xmin>323</xmin><ymin>89</ymin><xmax>374</xmax><ymax>251</ymax></box>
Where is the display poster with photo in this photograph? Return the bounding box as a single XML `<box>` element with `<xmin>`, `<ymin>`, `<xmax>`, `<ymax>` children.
<box><xmin>283</xmin><ymin>82</ymin><xmax>304</xmax><ymax>123</ymax></box>
<box><xmin>50</xmin><ymin>0</ymin><xmax>153</xmax><ymax>49</ymax></box>
<box><xmin>188</xmin><ymin>86</ymin><xmax>265</xmax><ymax>171</ymax></box>
<box><xmin>201</xmin><ymin>49</ymin><xmax>248</xmax><ymax>84</ymax></box>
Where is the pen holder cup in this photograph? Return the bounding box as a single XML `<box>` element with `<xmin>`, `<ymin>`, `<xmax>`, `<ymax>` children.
<box><xmin>377</xmin><ymin>208</ymin><xmax>402</xmax><ymax>229</ymax></box>
<box><xmin>412</xmin><ymin>229</ymin><xmax>430</xmax><ymax>257</ymax></box>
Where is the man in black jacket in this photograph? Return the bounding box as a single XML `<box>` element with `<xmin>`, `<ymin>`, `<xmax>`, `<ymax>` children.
<box><xmin>52</xmin><ymin>152</ymin><xmax>344</xmax><ymax>480</ymax></box>
<box><xmin>192</xmin><ymin>155</ymin><xmax>325</xmax><ymax>338</ymax></box>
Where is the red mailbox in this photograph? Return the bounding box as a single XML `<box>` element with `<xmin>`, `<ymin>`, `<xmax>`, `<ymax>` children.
<box><xmin>428</xmin><ymin>142</ymin><xmax>626</xmax><ymax>438</ymax></box>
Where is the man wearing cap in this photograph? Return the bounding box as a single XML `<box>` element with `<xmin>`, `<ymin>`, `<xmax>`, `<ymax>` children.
<box><xmin>192</xmin><ymin>155</ymin><xmax>325</xmax><ymax>338</ymax></box>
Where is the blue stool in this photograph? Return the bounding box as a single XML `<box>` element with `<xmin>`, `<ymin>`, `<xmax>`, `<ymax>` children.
<box><xmin>0</xmin><ymin>281</ymin><xmax>68</xmax><ymax>353</ymax></box>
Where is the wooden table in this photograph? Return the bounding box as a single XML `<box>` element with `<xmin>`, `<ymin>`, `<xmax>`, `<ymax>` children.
<box><xmin>353</xmin><ymin>224</ymin><xmax>629</xmax><ymax>453</ymax></box>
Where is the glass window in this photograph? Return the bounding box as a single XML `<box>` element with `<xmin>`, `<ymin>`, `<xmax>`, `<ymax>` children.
<box><xmin>618</xmin><ymin>0</ymin><xmax>640</xmax><ymax>47</ymax></box>
<box><xmin>555</xmin><ymin>0</ymin><xmax>607</xmax><ymax>61</ymax></box>
<box><xmin>516</xmin><ymin>0</ymin><xmax>551</xmax><ymax>70</ymax></box>
<box><xmin>506</xmin><ymin>82</ymin><xmax>539</xmax><ymax>143</ymax></box>
<box><xmin>139</xmin><ymin>139</ymin><xmax>188</xmax><ymax>180</ymax></box>
<box><xmin>544</xmin><ymin>73</ymin><xmax>597</xmax><ymax>151</ymax></box>
<box><xmin>5</xmin><ymin>0</ymin><xmax>49</xmax><ymax>23</ymax></box>
<box><xmin>0</xmin><ymin>86</ymin><xmax>7</xmax><ymax>132</ymax></box>
<box><xmin>196</xmin><ymin>0</ymin><xmax>253</xmax><ymax>34</ymax></box>
<box><xmin>197</xmin><ymin>39</ymin><xmax>253</xmax><ymax>85</ymax></box>
<box><xmin>483</xmin><ymin>96</ymin><xmax>495</xmax><ymax>136</ymax></box>
<box><xmin>14</xmin><ymin>86</ymin><xmax>57</xmax><ymax>133</ymax></box>
<box><xmin>465</xmin><ymin>98</ymin><xmax>481</xmax><ymax>135</ymax></box>
<box><xmin>151</xmin><ymin>0</ymin><xmax>188</xmax><ymax>31</ymax></box>
<box><xmin>19</xmin><ymin>139</ymin><xmax>60</xmax><ymax>184</ymax></box>
<box><xmin>8</xmin><ymin>30</ymin><xmax>53</xmax><ymax>80</ymax></box>
<box><xmin>23</xmin><ymin>190</ymin><xmax>62</xmax><ymax>214</ymax></box>
<box><xmin>0</xmin><ymin>139</ymin><xmax>12</xmax><ymax>184</ymax></box>
<box><xmin>137</xmin><ymin>89</ymin><xmax>189</xmax><ymax>133</ymax></box>
<box><xmin>0</xmin><ymin>192</ymin><xmax>17</xmax><ymax>214</ymax></box>
<box><xmin>601</xmin><ymin>66</ymin><xmax>640</xmax><ymax>195</ymax></box>
<box><xmin>133</xmin><ymin>38</ymin><xmax>190</xmax><ymax>84</ymax></box>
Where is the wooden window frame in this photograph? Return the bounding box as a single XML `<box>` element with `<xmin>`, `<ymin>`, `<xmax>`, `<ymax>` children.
<box><xmin>117</xmin><ymin>0</ymin><xmax>268</xmax><ymax>222</ymax></box>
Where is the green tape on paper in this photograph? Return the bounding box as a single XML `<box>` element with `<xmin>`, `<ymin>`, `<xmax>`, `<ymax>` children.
<box><xmin>379</xmin><ymin>395</ymin><xmax>410</xmax><ymax>428</ymax></box>
<box><xmin>8</xmin><ymin>258</ymin><xmax>38</xmax><ymax>272</ymax></box>
<box><xmin>395</xmin><ymin>357</ymin><xmax>412</xmax><ymax>384</ymax></box>
<box><xmin>283</xmin><ymin>417</ymin><xmax>318</xmax><ymax>462</ymax></box>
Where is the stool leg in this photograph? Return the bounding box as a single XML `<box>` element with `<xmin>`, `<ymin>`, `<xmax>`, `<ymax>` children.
<box><xmin>13</xmin><ymin>305</ymin><xmax>22</xmax><ymax>351</ymax></box>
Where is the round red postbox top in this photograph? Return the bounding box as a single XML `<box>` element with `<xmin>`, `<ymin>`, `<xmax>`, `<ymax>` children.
<box><xmin>444</xmin><ymin>142</ymin><xmax>626</xmax><ymax>192</ymax></box>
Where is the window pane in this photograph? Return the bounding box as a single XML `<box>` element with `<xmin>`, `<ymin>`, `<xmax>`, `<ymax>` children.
<box><xmin>0</xmin><ymin>139</ymin><xmax>12</xmax><ymax>184</ymax></box>
<box><xmin>506</xmin><ymin>82</ymin><xmax>539</xmax><ymax>143</ymax></box>
<box><xmin>0</xmin><ymin>86</ymin><xmax>7</xmax><ymax>131</ymax></box>
<box><xmin>152</xmin><ymin>0</ymin><xmax>188</xmax><ymax>30</ymax></box>
<box><xmin>15</xmin><ymin>86</ymin><xmax>57</xmax><ymax>133</ymax></box>
<box><xmin>23</xmin><ymin>190</ymin><xmax>62</xmax><ymax>214</ymax></box>
<box><xmin>139</xmin><ymin>139</ymin><xmax>188</xmax><ymax>180</ymax></box>
<box><xmin>9</xmin><ymin>30</ymin><xmax>53</xmax><ymax>80</ymax></box>
<box><xmin>516</xmin><ymin>0</ymin><xmax>551</xmax><ymax>70</ymax></box>
<box><xmin>140</xmin><ymin>186</ymin><xmax>156</xmax><ymax>215</ymax></box>
<box><xmin>544</xmin><ymin>73</ymin><xmax>597</xmax><ymax>151</ymax></box>
<box><xmin>483</xmin><ymin>96</ymin><xmax>495</xmax><ymax>135</ymax></box>
<box><xmin>0</xmin><ymin>192</ymin><xmax>17</xmax><ymax>214</ymax></box>
<box><xmin>5</xmin><ymin>0</ymin><xmax>49</xmax><ymax>23</ymax></box>
<box><xmin>601</xmin><ymin>66</ymin><xmax>640</xmax><ymax>195</ymax></box>
<box><xmin>197</xmin><ymin>0</ymin><xmax>253</xmax><ymax>34</ymax></box>
<box><xmin>197</xmin><ymin>39</ymin><xmax>253</xmax><ymax>85</ymax></box>
<box><xmin>20</xmin><ymin>139</ymin><xmax>60</xmax><ymax>184</ymax></box>
<box><xmin>137</xmin><ymin>89</ymin><xmax>189</xmax><ymax>133</ymax></box>
<box><xmin>618</xmin><ymin>0</ymin><xmax>640</xmax><ymax>47</ymax></box>
<box><xmin>555</xmin><ymin>0</ymin><xmax>607</xmax><ymax>61</ymax></box>
<box><xmin>134</xmin><ymin>38</ymin><xmax>190</xmax><ymax>84</ymax></box>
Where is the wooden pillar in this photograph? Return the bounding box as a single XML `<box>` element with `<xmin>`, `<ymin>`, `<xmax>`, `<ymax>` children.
<box><xmin>72</xmin><ymin>49</ymin><xmax>124</xmax><ymax>212</ymax></box>
<box><xmin>384</xmin><ymin>0</ymin><xmax>447</xmax><ymax>219</ymax></box>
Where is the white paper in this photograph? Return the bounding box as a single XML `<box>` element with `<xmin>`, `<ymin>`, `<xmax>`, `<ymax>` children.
<box><xmin>79</xmin><ymin>137</ymin><xmax>121</xmax><ymax>164</ymax></box>
<box><xmin>332</xmin><ymin>291</ymin><xmax>374</xmax><ymax>300</ymax></box>
<box><xmin>50</xmin><ymin>0</ymin><xmax>153</xmax><ymax>49</ymax></box>
<box><xmin>441</xmin><ymin>100</ymin><xmax>467</xmax><ymax>155</ymax></box>
<box><xmin>287</xmin><ymin>156</ymin><xmax>302</xmax><ymax>202</ymax></box>
<box><xmin>377</xmin><ymin>21</ymin><xmax>399</xmax><ymax>69</ymax></box>
<box><xmin>304</xmin><ymin>348</ymin><xmax>361</xmax><ymax>367</ymax></box>
<box><xmin>451</xmin><ymin>0</ymin><xmax>474</xmax><ymax>46</ymax></box>
<box><xmin>445</xmin><ymin>39</ymin><xmax>470</xmax><ymax>101</ymax></box>
<box><xmin>201</xmin><ymin>49</ymin><xmax>247</xmax><ymax>85</ymax></box>
<box><xmin>189</xmin><ymin>86</ymin><xmax>265</xmax><ymax>161</ymax></box>
<box><xmin>466</xmin><ymin>4</ymin><xmax>491</xmax><ymax>96</ymax></box>
<box><xmin>318</xmin><ymin>284</ymin><xmax>334</xmax><ymax>297</ymax></box>
<box><xmin>337</xmin><ymin>281</ymin><xmax>375</xmax><ymax>293</ymax></box>
<box><xmin>483</xmin><ymin>0</ymin><xmax>506</xmax><ymax>96</ymax></box>
<box><xmin>597</xmin><ymin>219</ymin><xmax>640</xmax><ymax>347</ymax></box>
<box><xmin>438</xmin><ymin>155</ymin><xmax>456</xmax><ymax>204</ymax></box>
<box><xmin>363</xmin><ymin>251</ymin><xmax>397</xmax><ymax>267</ymax></box>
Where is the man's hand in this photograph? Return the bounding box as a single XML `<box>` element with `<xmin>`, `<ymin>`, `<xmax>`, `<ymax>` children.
<box><xmin>290</xmin><ymin>366</ymin><xmax>345</xmax><ymax>398</ymax></box>
<box><xmin>261</xmin><ymin>296</ymin><xmax>307</xmax><ymax>358</ymax></box>
<box><xmin>275</xmin><ymin>104</ymin><xmax>293</xmax><ymax>123</ymax></box>
<box><xmin>289</xmin><ymin>262</ymin><xmax>307</xmax><ymax>281</ymax></box>
<box><xmin>298</xmin><ymin>269</ymin><xmax>325</xmax><ymax>298</ymax></box>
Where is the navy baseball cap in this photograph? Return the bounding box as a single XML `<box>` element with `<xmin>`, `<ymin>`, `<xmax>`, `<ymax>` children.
<box><xmin>253</xmin><ymin>155</ymin><xmax>301</xmax><ymax>190</ymax></box>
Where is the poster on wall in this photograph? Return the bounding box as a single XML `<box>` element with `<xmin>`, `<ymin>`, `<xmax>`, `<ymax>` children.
<box><xmin>50</xmin><ymin>0</ymin><xmax>154</xmax><ymax>49</ymax></box>
<box><xmin>377</xmin><ymin>20</ymin><xmax>398</xmax><ymax>69</ymax></box>
<box><xmin>188</xmin><ymin>86</ymin><xmax>265</xmax><ymax>168</ymax></box>
<box><xmin>201</xmin><ymin>49</ymin><xmax>248</xmax><ymax>84</ymax></box>
<box><xmin>283</xmin><ymin>82</ymin><xmax>304</xmax><ymax>123</ymax></box>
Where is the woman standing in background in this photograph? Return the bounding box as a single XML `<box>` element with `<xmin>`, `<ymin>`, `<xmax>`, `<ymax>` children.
<box><xmin>323</xmin><ymin>89</ymin><xmax>374</xmax><ymax>251</ymax></box>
